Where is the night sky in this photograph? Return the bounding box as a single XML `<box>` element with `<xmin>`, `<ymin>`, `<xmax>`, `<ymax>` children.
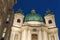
<box><xmin>13</xmin><ymin>0</ymin><xmax>60</xmax><ymax>39</ymax></box>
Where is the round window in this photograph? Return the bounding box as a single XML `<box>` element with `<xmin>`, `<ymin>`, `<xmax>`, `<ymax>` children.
<box><xmin>33</xmin><ymin>29</ymin><xmax>36</xmax><ymax>32</ymax></box>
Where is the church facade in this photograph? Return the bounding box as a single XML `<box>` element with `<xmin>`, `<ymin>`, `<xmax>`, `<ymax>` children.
<box><xmin>0</xmin><ymin>0</ymin><xmax>59</xmax><ymax>40</ymax></box>
<box><xmin>9</xmin><ymin>9</ymin><xmax>59</xmax><ymax>40</ymax></box>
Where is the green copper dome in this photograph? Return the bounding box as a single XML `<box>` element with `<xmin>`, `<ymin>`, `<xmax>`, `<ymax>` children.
<box><xmin>24</xmin><ymin>10</ymin><xmax>44</xmax><ymax>22</ymax></box>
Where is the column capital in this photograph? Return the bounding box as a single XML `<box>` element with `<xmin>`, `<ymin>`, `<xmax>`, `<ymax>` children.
<box><xmin>41</xmin><ymin>27</ymin><xmax>48</xmax><ymax>32</ymax></box>
<box><xmin>48</xmin><ymin>27</ymin><xmax>58</xmax><ymax>34</ymax></box>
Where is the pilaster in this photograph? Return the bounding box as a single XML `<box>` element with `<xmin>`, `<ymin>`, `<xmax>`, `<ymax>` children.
<box><xmin>38</xmin><ymin>28</ymin><xmax>42</xmax><ymax>40</ymax></box>
<box><xmin>28</xmin><ymin>30</ymin><xmax>31</xmax><ymax>40</ymax></box>
<box><xmin>41</xmin><ymin>27</ymin><xmax>48</xmax><ymax>40</ymax></box>
<box><xmin>21</xmin><ymin>29</ymin><xmax>28</xmax><ymax>40</ymax></box>
<box><xmin>48</xmin><ymin>35</ymin><xmax>51</xmax><ymax>40</ymax></box>
<box><xmin>10</xmin><ymin>27</ymin><xmax>22</xmax><ymax>40</ymax></box>
<box><xmin>54</xmin><ymin>33</ymin><xmax>59</xmax><ymax>40</ymax></box>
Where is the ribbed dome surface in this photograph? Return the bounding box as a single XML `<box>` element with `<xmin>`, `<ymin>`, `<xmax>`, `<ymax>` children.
<box><xmin>24</xmin><ymin>10</ymin><xmax>44</xmax><ymax>22</ymax></box>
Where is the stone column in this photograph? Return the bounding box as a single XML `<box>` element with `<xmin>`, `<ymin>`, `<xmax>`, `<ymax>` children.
<box><xmin>21</xmin><ymin>29</ymin><xmax>27</xmax><ymax>40</ymax></box>
<box><xmin>10</xmin><ymin>27</ymin><xmax>22</xmax><ymax>40</ymax></box>
<box><xmin>54</xmin><ymin>33</ymin><xmax>59</xmax><ymax>40</ymax></box>
<box><xmin>38</xmin><ymin>30</ymin><xmax>42</xmax><ymax>40</ymax></box>
<box><xmin>27</xmin><ymin>30</ymin><xmax>31</xmax><ymax>40</ymax></box>
<box><xmin>42</xmin><ymin>30</ymin><xmax>48</xmax><ymax>40</ymax></box>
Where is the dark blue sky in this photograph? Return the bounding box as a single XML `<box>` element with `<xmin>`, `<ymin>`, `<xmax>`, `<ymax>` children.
<box><xmin>14</xmin><ymin>0</ymin><xmax>60</xmax><ymax>39</ymax></box>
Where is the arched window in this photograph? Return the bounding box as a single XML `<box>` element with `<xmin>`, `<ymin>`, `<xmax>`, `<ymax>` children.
<box><xmin>48</xmin><ymin>20</ymin><xmax>52</xmax><ymax>24</ymax></box>
<box><xmin>32</xmin><ymin>34</ymin><xmax>38</xmax><ymax>40</ymax></box>
<box><xmin>17</xmin><ymin>19</ymin><xmax>20</xmax><ymax>23</ymax></box>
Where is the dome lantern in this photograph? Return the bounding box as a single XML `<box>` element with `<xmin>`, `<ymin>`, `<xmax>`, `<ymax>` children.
<box><xmin>31</xmin><ymin>9</ymin><xmax>36</xmax><ymax>14</ymax></box>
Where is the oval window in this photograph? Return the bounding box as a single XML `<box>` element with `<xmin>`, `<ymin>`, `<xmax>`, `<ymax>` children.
<box><xmin>48</xmin><ymin>20</ymin><xmax>52</xmax><ymax>24</ymax></box>
<box><xmin>17</xmin><ymin>19</ymin><xmax>20</xmax><ymax>23</ymax></box>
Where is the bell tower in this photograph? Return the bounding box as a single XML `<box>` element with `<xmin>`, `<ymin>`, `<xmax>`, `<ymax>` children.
<box><xmin>13</xmin><ymin>9</ymin><xmax>24</xmax><ymax>27</ymax></box>
<box><xmin>44</xmin><ymin>9</ymin><xmax>56</xmax><ymax>28</ymax></box>
<box><xmin>10</xmin><ymin>9</ymin><xmax>24</xmax><ymax>40</ymax></box>
<box><xmin>44</xmin><ymin>9</ymin><xmax>59</xmax><ymax>40</ymax></box>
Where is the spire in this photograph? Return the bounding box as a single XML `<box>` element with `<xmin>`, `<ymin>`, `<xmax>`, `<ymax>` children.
<box><xmin>16</xmin><ymin>8</ymin><xmax>22</xmax><ymax>13</ymax></box>
<box><xmin>46</xmin><ymin>9</ymin><xmax>53</xmax><ymax>15</ymax></box>
<box><xmin>46</xmin><ymin>9</ymin><xmax>51</xmax><ymax>13</ymax></box>
<box><xmin>31</xmin><ymin>9</ymin><xmax>36</xmax><ymax>14</ymax></box>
